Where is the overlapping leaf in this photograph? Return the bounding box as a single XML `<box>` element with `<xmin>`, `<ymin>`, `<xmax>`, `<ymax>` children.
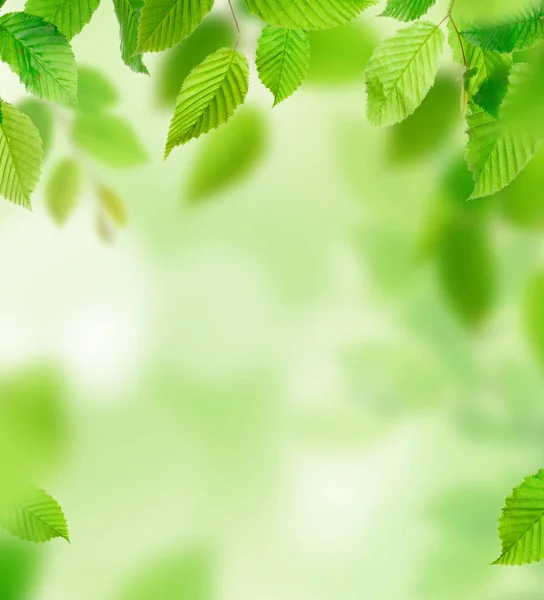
<box><xmin>0</xmin><ymin>12</ymin><xmax>78</xmax><ymax>104</ymax></box>
<box><xmin>365</xmin><ymin>21</ymin><xmax>444</xmax><ymax>126</ymax></box>
<box><xmin>113</xmin><ymin>0</ymin><xmax>148</xmax><ymax>74</ymax></box>
<box><xmin>165</xmin><ymin>48</ymin><xmax>249</xmax><ymax>156</ymax></box>
<box><xmin>381</xmin><ymin>0</ymin><xmax>436</xmax><ymax>22</ymax></box>
<box><xmin>0</xmin><ymin>487</ymin><xmax>69</xmax><ymax>544</ymax></box>
<box><xmin>137</xmin><ymin>0</ymin><xmax>215</xmax><ymax>53</ymax></box>
<box><xmin>244</xmin><ymin>0</ymin><xmax>377</xmax><ymax>30</ymax></box>
<box><xmin>25</xmin><ymin>0</ymin><xmax>101</xmax><ymax>39</ymax></box>
<box><xmin>256</xmin><ymin>26</ymin><xmax>310</xmax><ymax>105</ymax></box>
<box><xmin>494</xmin><ymin>469</ymin><xmax>544</xmax><ymax>565</ymax></box>
<box><xmin>0</xmin><ymin>101</ymin><xmax>43</xmax><ymax>208</ymax></box>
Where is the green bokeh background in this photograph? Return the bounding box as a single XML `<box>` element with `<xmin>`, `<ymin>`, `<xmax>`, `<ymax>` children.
<box><xmin>1</xmin><ymin>0</ymin><xmax>544</xmax><ymax>598</ymax></box>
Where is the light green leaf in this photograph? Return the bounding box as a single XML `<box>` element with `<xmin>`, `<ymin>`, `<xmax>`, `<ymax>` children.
<box><xmin>381</xmin><ymin>0</ymin><xmax>436</xmax><ymax>22</ymax></box>
<box><xmin>73</xmin><ymin>113</ymin><xmax>147</xmax><ymax>167</ymax></box>
<box><xmin>137</xmin><ymin>0</ymin><xmax>215</xmax><ymax>53</ymax></box>
<box><xmin>77</xmin><ymin>65</ymin><xmax>118</xmax><ymax>112</ymax></box>
<box><xmin>113</xmin><ymin>0</ymin><xmax>148</xmax><ymax>74</ymax></box>
<box><xmin>17</xmin><ymin>99</ymin><xmax>54</xmax><ymax>157</ymax></box>
<box><xmin>98</xmin><ymin>185</ymin><xmax>128</xmax><ymax>226</ymax></box>
<box><xmin>365</xmin><ymin>21</ymin><xmax>444</xmax><ymax>127</ymax></box>
<box><xmin>244</xmin><ymin>0</ymin><xmax>377</xmax><ymax>30</ymax></box>
<box><xmin>0</xmin><ymin>487</ymin><xmax>69</xmax><ymax>544</ymax></box>
<box><xmin>24</xmin><ymin>0</ymin><xmax>101</xmax><ymax>40</ymax></box>
<box><xmin>462</xmin><ymin>2</ymin><xmax>544</xmax><ymax>53</ymax></box>
<box><xmin>494</xmin><ymin>470</ymin><xmax>544</xmax><ymax>565</ymax></box>
<box><xmin>256</xmin><ymin>26</ymin><xmax>310</xmax><ymax>106</ymax></box>
<box><xmin>46</xmin><ymin>158</ymin><xmax>82</xmax><ymax>224</ymax></box>
<box><xmin>187</xmin><ymin>107</ymin><xmax>268</xmax><ymax>201</ymax></box>
<box><xmin>0</xmin><ymin>101</ymin><xmax>43</xmax><ymax>208</ymax></box>
<box><xmin>0</xmin><ymin>12</ymin><xmax>78</xmax><ymax>105</ymax></box>
<box><xmin>165</xmin><ymin>48</ymin><xmax>249</xmax><ymax>156</ymax></box>
<box><xmin>524</xmin><ymin>270</ymin><xmax>544</xmax><ymax>370</ymax></box>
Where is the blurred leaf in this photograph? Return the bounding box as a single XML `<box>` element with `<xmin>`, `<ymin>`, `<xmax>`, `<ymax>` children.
<box><xmin>98</xmin><ymin>185</ymin><xmax>127</xmax><ymax>226</ymax></box>
<box><xmin>165</xmin><ymin>49</ymin><xmax>249</xmax><ymax>155</ymax></box>
<box><xmin>0</xmin><ymin>101</ymin><xmax>43</xmax><ymax>208</ymax></box>
<box><xmin>73</xmin><ymin>113</ymin><xmax>147</xmax><ymax>167</ymax></box>
<box><xmin>77</xmin><ymin>66</ymin><xmax>118</xmax><ymax>112</ymax></box>
<box><xmin>494</xmin><ymin>469</ymin><xmax>544</xmax><ymax>565</ymax></box>
<box><xmin>118</xmin><ymin>550</ymin><xmax>211</xmax><ymax>600</ymax></box>
<box><xmin>307</xmin><ymin>22</ymin><xmax>377</xmax><ymax>85</ymax></box>
<box><xmin>113</xmin><ymin>0</ymin><xmax>148</xmax><ymax>75</ymax></box>
<box><xmin>0</xmin><ymin>536</ymin><xmax>39</xmax><ymax>600</ymax></box>
<box><xmin>24</xmin><ymin>0</ymin><xmax>101</xmax><ymax>40</ymax></box>
<box><xmin>365</xmin><ymin>22</ymin><xmax>444</xmax><ymax>127</ymax></box>
<box><xmin>0</xmin><ymin>12</ymin><xmax>78</xmax><ymax>105</ymax></box>
<box><xmin>16</xmin><ymin>99</ymin><xmax>54</xmax><ymax>158</ymax></box>
<box><xmin>46</xmin><ymin>158</ymin><xmax>82</xmax><ymax>224</ymax></box>
<box><xmin>523</xmin><ymin>269</ymin><xmax>544</xmax><ymax>369</ymax></box>
<box><xmin>388</xmin><ymin>75</ymin><xmax>460</xmax><ymax>163</ymax></box>
<box><xmin>256</xmin><ymin>26</ymin><xmax>310</xmax><ymax>106</ymax></box>
<box><xmin>187</xmin><ymin>107</ymin><xmax>267</xmax><ymax>202</ymax></box>
<box><xmin>137</xmin><ymin>0</ymin><xmax>214</xmax><ymax>53</ymax></box>
<box><xmin>0</xmin><ymin>487</ymin><xmax>69</xmax><ymax>544</ymax></box>
<box><xmin>95</xmin><ymin>212</ymin><xmax>116</xmax><ymax>243</ymax></box>
<box><xmin>156</xmin><ymin>17</ymin><xmax>234</xmax><ymax>108</ymax></box>
<box><xmin>437</xmin><ymin>217</ymin><xmax>496</xmax><ymax>328</ymax></box>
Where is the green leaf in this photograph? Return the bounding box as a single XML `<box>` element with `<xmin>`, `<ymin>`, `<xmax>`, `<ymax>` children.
<box><xmin>462</xmin><ymin>3</ymin><xmax>544</xmax><ymax>53</ymax></box>
<box><xmin>113</xmin><ymin>0</ymin><xmax>148</xmax><ymax>74</ymax></box>
<box><xmin>165</xmin><ymin>48</ymin><xmax>249</xmax><ymax>156</ymax></box>
<box><xmin>365</xmin><ymin>21</ymin><xmax>444</xmax><ymax>127</ymax></box>
<box><xmin>256</xmin><ymin>26</ymin><xmax>310</xmax><ymax>106</ymax></box>
<box><xmin>0</xmin><ymin>487</ymin><xmax>69</xmax><ymax>544</ymax></box>
<box><xmin>0</xmin><ymin>101</ymin><xmax>43</xmax><ymax>208</ymax></box>
<box><xmin>437</xmin><ymin>217</ymin><xmax>496</xmax><ymax>328</ymax></box>
<box><xmin>187</xmin><ymin>106</ymin><xmax>268</xmax><ymax>201</ymax></box>
<box><xmin>137</xmin><ymin>0</ymin><xmax>215</xmax><ymax>53</ymax></box>
<box><xmin>77</xmin><ymin>65</ymin><xmax>118</xmax><ymax>112</ymax></box>
<box><xmin>0</xmin><ymin>12</ymin><xmax>78</xmax><ymax>105</ymax></box>
<box><xmin>98</xmin><ymin>185</ymin><xmax>127</xmax><ymax>226</ymax></box>
<box><xmin>45</xmin><ymin>158</ymin><xmax>82</xmax><ymax>224</ymax></box>
<box><xmin>73</xmin><ymin>112</ymin><xmax>147</xmax><ymax>167</ymax></box>
<box><xmin>494</xmin><ymin>470</ymin><xmax>544</xmax><ymax>565</ymax></box>
<box><xmin>381</xmin><ymin>0</ymin><xmax>436</xmax><ymax>22</ymax></box>
<box><xmin>17</xmin><ymin>99</ymin><xmax>54</xmax><ymax>157</ymax></box>
<box><xmin>24</xmin><ymin>0</ymin><xmax>101</xmax><ymax>40</ymax></box>
<box><xmin>244</xmin><ymin>0</ymin><xmax>377</xmax><ymax>30</ymax></box>
<box><xmin>156</xmin><ymin>17</ymin><xmax>235</xmax><ymax>108</ymax></box>
<box><xmin>524</xmin><ymin>270</ymin><xmax>544</xmax><ymax>369</ymax></box>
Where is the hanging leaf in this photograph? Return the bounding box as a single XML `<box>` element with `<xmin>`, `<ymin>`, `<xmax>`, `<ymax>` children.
<box><xmin>0</xmin><ymin>101</ymin><xmax>43</xmax><ymax>208</ymax></box>
<box><xmin>73</xmin><ymin>113</ymin><xmax>147</xmax><ymax>167</ymax></box>
<box><xmin>24</xmin><ymin>0</ymin><xmax>101</xmax><ymax>40</ymax></box>
<box><xmin>365</xmin><ymin>21</ymin><xmax>444</xmax><ymax>126</ymax></box>
<box><xmin>381</xmin><ymin>0</ymin><xmax>437</xmax><ymax>22</ymax></box>
<box><xmin>45</xmin><ymin>158</ymin><xmax>82</xmax><ymax>224</ymax></box>
<box><xmin>137</xmin><ymin>0</ymin><xmax>215</xmax><ymax>53</ymax></box>
<box><xmin>244</xmin><ymin>0</ymin><xmax>377</xmax><ymax>30</ymax></box>
<box><xmin>494</xmin><ymin>470</ymin><xmax>544</xmax><ymax>565</ymax></box>
<box><xmin>113</xmin><ymin>0</ymin><xmax>148</xmax><ymax>74</ymax></box>
<box><xmin>0</xmin><ymin>12</ymin><xmax>78</xmax><ymax>105</ymax></box>
<box><xmin>165</xmin><ymin>48</ymin><xmax>249</xmax><ymax>156</ymax></box>
<box><xmin>17</xmin><ymin>99</ymin><xmax>54</xmax><ymax>157</ymax></box>
<box><xmin>0</xmin><ymin>487</ymin><xmax>69</xmax><ymax>544</ymax></box>
<box><xmin>77</xmin><ymin>66</ymin><xmax>118</xmax><ymax>112</ymax></box>
<box><xmin>98</xmin><ymin>185</ymin><xmax>127</xmax><ymax>226</ymax></box>
<box><xmin>187</xmin><ymin>106</ymin><xmax>268</xmax><ymax>201</ymax></box>
<box><xmin>256</xmin><ymin>26</ymin><xmax>310</xmax><ymax>106</ymax></box>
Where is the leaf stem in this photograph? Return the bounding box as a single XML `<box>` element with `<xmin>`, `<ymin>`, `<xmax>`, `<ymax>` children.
<box><xmin>227</xmin><ymin>0</ymin><xmax>241</xmax><ymax>51</ymax></box>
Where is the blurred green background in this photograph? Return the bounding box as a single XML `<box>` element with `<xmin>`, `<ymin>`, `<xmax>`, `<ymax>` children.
<box><xmin>1</xmin><ymin>0</ymin><xmax>544</xmax><ymax>598</ymax></box>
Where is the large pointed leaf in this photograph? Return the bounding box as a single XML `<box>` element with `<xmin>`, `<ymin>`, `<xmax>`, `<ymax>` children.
<box><xmin>365</xmin><ymin>21</ymin><xmax>444</xmax><ymax>126</ymax></box>
<box><xmin>494</xmin><ymin>470</ymin><xmax>544</xmax><ymax>565</ymax></box>
<box><xmin>113</xmin><ymin>0</ymin><xmax>148</xmax><ymax>74</ymax></box>
<box><xmin>0</xmin><ymin>101</ymin><xmax>43</xmax><ymax>208</ymax></box>
<box><xmin>0</xmin><ymin>12</ymin><xmax>78</xmax><ymax>104</ymax></box>
<box><xmin>0</xmin><ymin>487</ymin><xmax>69</xmax><ymax>544</ymax></box>
<box><xmin>256</xmin><ymin>26</ymin><xmax>310</xmax><ymax>106</ymax></box>
<box><xmin>165</xmin><ymin>48</ymin><xmax>249</xmax><ymax>156</ymax></box>
<box><xmin>381</xmin><ymin>0</ymin><xmax>436</xmax><ymax>22</ymax></box>
<box><xmin>24</xmin><ymin>0</ymin><xmax>101</xmax><ymax>40</ymax></box>
<box><xmin>137</xmin><ymin>0</ymin><xmax>215</xmax><ymax>53</ymax></box>
<box><xmin>244</xmin><ymin>0</ymin><xmax>377</xmax><ymax>30</ymax></box>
